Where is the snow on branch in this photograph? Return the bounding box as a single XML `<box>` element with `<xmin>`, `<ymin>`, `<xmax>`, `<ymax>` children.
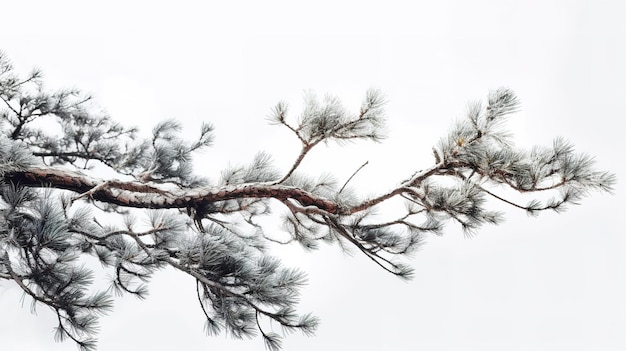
<box><xmin>0</xmin><ymin>52</ymin><xmax>616</xmax><ymax>350</ymax></box>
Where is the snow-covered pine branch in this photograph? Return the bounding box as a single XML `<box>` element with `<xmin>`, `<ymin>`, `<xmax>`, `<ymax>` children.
<box><xmin>0</xmin><ymin>52</ymin><xmax>615</xmax><ymax>351</ymax></box>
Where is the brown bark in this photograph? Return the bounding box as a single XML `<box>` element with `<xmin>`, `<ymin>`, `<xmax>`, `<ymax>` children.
<box><xmin>4</xmin><ymin>166</ymin><xmax>342</xmax><ymax>214</ymax></box>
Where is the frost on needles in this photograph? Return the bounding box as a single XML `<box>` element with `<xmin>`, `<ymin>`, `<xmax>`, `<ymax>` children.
<box><xmin>0</xmin><ymin>51</ymin><xmax>616</xmax><ymax>351</ymax></box>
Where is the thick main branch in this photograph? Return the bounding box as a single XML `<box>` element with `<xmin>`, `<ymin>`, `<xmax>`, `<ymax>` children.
<box><xmin>4</xmin><ymin>166</ymin><xmax>343</xmax><ymax>214</ymax></box>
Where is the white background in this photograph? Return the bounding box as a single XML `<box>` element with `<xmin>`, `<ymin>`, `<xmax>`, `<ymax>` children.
<box><xmin>0</xmin><ymin>1</ymin><xmax>624</xmax><ymax>350</ymax></box>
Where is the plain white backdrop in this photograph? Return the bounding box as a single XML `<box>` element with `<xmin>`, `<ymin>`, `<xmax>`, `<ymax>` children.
<box><xmin>1</xmin><ymin>1</ymin><xmax>624</xmax><ymax>350</ymax></box>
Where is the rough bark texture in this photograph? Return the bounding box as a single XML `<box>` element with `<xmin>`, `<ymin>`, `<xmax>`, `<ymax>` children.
<box><xmin>5</xmin><ymin>166</ymin><xmax>341</xmax><ymax>213</ymax></box>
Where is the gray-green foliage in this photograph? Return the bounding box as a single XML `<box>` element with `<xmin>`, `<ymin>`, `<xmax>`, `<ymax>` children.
<box><xmin>0</xmin><ymin>52</ymin><xmax>616</xmax><ymax>351</ymax></box>
<box><xmin>0</xmin><ymin>185</ymin><xmax>114</xmax><ymax>350</ymax></box>
<box><xmin>0</xmin><ymin>51</ymin><xmax>213</xmax><ymax>185</ymax></box>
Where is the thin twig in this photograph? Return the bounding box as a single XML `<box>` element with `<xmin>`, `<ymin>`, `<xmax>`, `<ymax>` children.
<box><xmin>338</xmin><ymin>161</ymin><xmax>368</xmax><ymax>194</ymax></box>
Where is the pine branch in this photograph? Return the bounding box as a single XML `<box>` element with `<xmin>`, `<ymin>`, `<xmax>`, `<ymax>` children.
<box><xmin>1</xmin><ymin>50</ymin><xmax>616</xmax><ymax>351</ymax></box>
